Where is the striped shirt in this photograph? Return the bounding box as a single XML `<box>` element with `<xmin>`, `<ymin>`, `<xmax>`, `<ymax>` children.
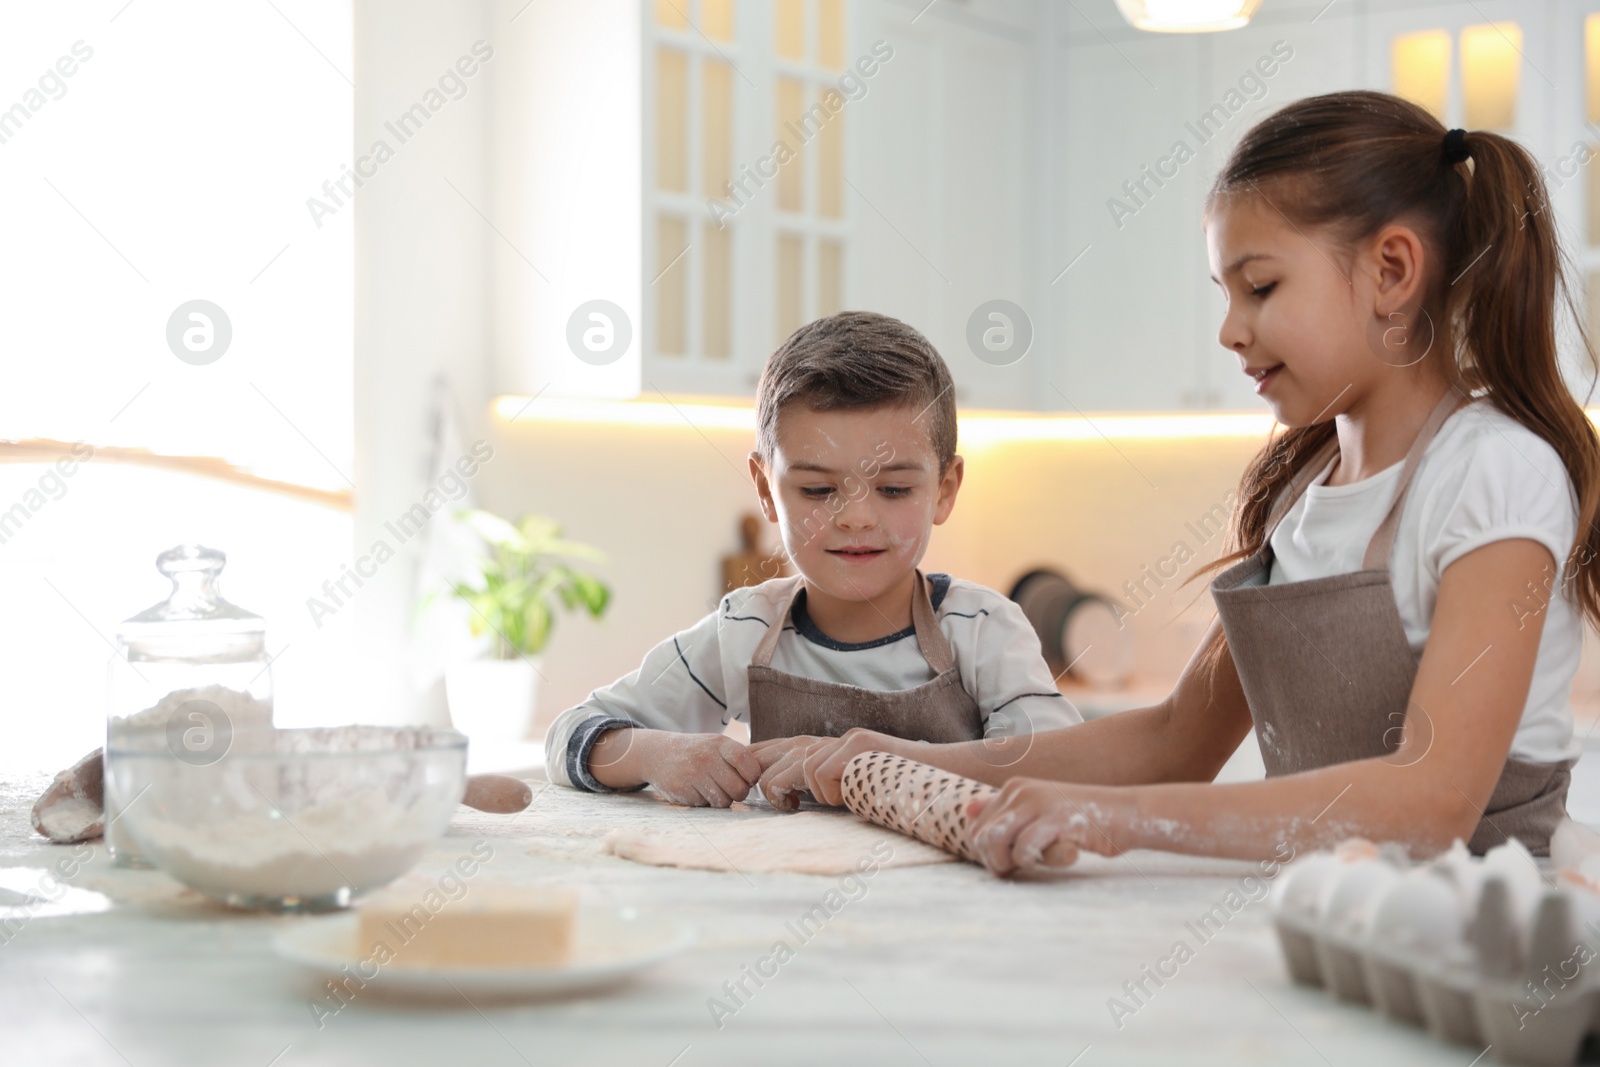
<box><xmin>544</xmin><ymin>573</ymin><xmax>1081</xmax><ymax>791</ymax></box>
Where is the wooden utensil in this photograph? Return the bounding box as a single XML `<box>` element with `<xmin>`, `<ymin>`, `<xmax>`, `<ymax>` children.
<box><xmin>839</xmin><ymin>751</ymin><xmax>1077</xmax><ymax>868</ymax></box>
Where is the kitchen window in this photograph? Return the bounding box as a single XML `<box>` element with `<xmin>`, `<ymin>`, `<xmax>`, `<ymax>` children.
<box><xmin>0</xmin><ymin>1</ymin><xmax>354</xmax><ymax>772</ymax></box>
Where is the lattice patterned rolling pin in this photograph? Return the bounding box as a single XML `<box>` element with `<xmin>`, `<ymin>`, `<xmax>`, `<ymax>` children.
<box><xmin>839</xmin><ymin>751</ymin><xmax>1078</xmax><ymax>868</ymax></box>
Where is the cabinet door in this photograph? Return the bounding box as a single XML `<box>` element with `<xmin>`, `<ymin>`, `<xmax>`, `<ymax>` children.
<box><xmin>934</xmin><ymin>27</ymin><xmax>1037</xmax><ymax>410</ymax></box>
<box><xmin>851</xmin><ymin>4</ymin><xmax>943</xmax><ymax>382</ymax></box>
<box><xmin>1365</xmin><ymin>1</ymin><xmax>1575</xmax><ymax>382</ymax></box>
<box><xmin>853</xmin><ymin>0</ymin><xmax>1037</xmax><ymax>410</ymax></box>
<box><xmin>1199</xmin><ymin>10</ymin><xmax>1362</xmax><ymax>410</ymax></box>
<box><xmin>1050</xmin><ymin>23</ymin><xmax>1203</xmax><ymax>411</ymax></box>
<box><xmin>1360</xmin><ymin>1</ymin><xmax>1551</xmax><ymax>170</ymax></box>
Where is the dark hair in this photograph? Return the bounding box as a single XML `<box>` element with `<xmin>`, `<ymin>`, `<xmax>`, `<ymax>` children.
<box><xmin>755</xmin><ymin>311</ymin><xmax>957</xmax><ymax>471</ymax></box>
<box><xmin>1196</xmin><ymin>90</ymin><xmax>1600</xmax><ymax>631</ymax></box>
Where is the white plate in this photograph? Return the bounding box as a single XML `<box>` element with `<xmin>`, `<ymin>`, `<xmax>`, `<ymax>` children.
<box><xmin>273</xmin><ymin>905</ymin><xmax>694</xmax><ymax>999</ymax></box>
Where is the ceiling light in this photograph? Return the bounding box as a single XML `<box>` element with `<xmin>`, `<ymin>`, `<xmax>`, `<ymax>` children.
<box><xmin>1113</xmin><ymin>0</ymin><xmax>1265</xmax><ymax>33</ymax></box>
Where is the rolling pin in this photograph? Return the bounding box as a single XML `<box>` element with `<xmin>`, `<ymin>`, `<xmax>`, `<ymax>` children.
<box><xmin>839</xmin><ymin>751</ymin><xmax>1078</xmax><ymax>869</ymax></box>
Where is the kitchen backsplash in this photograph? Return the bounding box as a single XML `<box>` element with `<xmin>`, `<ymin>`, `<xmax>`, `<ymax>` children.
<box><xmin>482</xmin><ymin>410</ymin><xmax>1279</xmax><ymax>732</ymax></box>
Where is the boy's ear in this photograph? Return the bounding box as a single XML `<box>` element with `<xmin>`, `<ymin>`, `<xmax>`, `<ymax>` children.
<box><xmin>749</xmin><ymin>452</ymin><xmax>779</xmax><ymax>522</ymax></box>
<box><xmin>932</xmin><ymin>455</ymin><xmax>964</xmax><ymax>526</ymax></box>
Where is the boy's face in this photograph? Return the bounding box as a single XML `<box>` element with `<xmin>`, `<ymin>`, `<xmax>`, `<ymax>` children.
<box><xmin>748</xmin><ymin>402</ymin><xmax>963</xmax><ymax>606</ymax></box>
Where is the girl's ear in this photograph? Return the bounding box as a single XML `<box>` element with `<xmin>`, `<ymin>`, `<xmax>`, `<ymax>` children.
<box><xmin>1367</xmin><ymin>222</ymin><xmax>1428</xmax><ymax>316</ymax></box>
<box><xmin>932</xmin><ymin>455</ymin><xmax>965</xmax><ymax>526</ymax></box>
<box><xmin>749</xmin><ymin>453</ymin><xmax>779</xmax><ymax>522</ymax></box>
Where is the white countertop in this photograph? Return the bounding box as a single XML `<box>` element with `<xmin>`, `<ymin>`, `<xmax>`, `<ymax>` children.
<box><xmin>4</xmin><ymin>751</ymin><xmax>1597</xmax><ymax>1067</ymax></box>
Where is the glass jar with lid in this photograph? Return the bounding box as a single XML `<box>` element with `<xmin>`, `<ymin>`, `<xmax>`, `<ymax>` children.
<box><xmin>106</xmin><ymin>545</ymin><xmax>274</xmax><ymax>866</ymax></box>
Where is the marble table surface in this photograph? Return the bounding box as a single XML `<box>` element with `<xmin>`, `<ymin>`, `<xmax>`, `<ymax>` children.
<box><xmin>3</xmin><ymin>750</ymin><xmax>1596</xmax><ymax>1067</ymax></box>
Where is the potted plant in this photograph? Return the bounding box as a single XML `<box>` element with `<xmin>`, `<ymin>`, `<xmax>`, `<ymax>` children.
<box><xmin>443</xmin><ymin>510</ymin><xmax>610</xmax><ymax>744</ymax></box>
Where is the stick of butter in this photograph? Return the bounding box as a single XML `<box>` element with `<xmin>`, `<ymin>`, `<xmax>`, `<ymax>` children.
<box><xmin>356</xmin><ymin>884</ymin><xmax>579</xmax><ymax>968</ymax></box>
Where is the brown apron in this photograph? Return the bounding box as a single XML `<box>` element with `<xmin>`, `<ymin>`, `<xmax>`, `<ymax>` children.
<box><xmin>1211</xmin><ymin>394</ymin><xmax>1575</xmax><ymax>855</ymax></box>
<box><xmin>747</xmin><ymin>570</ymin><xmax>983</xmax><ymax>744</ymax></box>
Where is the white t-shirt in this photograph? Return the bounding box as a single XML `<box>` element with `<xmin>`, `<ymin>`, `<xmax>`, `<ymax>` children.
<box><xmin>544</xmin><ymin>573</ymin><xmax>1082</xmax><ymax>790</ymax></box>
<box><xmin>1267</xmin><ymin>400</ymin><xmax>1581</xmax><ymax>763</ymax></box>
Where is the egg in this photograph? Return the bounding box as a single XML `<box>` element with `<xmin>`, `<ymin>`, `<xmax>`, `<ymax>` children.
<box><xmin>1271</xmin><ymin>852</ymin><xmax>1340</xmax><ymax>920</ymax></box>
<box><xmin>1483</xmin><ymin>837</ymin><xmax>1547</xmax><ymax>930</ymax></box>
<box><xmin>1432</xmin><ymin>839</ymin><xmax>1486</xmax><ymax>912</ymax></box>
<box><xmin>1369</xmin><ymin>868</ymin><xmax>1464</xmax><ymax>955</ymax></box>
<box><xmin>1319</xmin><ymin>859</ymin><xmax>1403</xmax><ymax>937</ymax></box>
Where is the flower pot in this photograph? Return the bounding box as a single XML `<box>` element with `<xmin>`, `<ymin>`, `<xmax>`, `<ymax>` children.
<box><xmin>445</xmin><ymin>658</ymin><xmax>541</xmax><ymax>744</ymax></box>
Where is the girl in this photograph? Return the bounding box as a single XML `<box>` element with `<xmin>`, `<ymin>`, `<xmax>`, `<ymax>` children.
<box><xmin>754</xmin><ymin>90</ymin><xmax>1600</xmax><ymax>874</ymax></box>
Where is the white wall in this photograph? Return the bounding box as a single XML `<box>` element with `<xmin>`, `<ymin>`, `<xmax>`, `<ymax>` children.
<box><xmin>477</xmin><ymin>412</ymin><xmax>1264</xmax><ymax>734</ymax></box>
<box><xmin>490</xmin><ymin>0</ymin><xmax>642</xmax><ymax>400</ymax></box>
<box><xmin>352</xmin><ymin>0</ymin><xmax>492</xmax><ymax>726</ymax></box>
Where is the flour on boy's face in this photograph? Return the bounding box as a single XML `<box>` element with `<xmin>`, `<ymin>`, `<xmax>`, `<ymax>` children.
<box><xmin>759</xmin><ymin>402</ymin><xmax>959</xmax><ymax>605</ymax></box>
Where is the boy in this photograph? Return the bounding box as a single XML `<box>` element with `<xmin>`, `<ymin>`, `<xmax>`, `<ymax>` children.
<box><xmin>543</xmin><ymin>311</ymin><xmax>1079</xmax><ymax>807</ymax></box>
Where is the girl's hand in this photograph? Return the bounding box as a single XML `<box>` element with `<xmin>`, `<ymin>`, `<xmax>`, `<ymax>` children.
<box><xmin>623</xmin><ymin>730</ymin><xmax>763</xmax><ymax>807</ymax></box>
<box><xmin>965</xmin><ymin>778</ymin><xmax>1123</xmax><ymax>876</ymax></box>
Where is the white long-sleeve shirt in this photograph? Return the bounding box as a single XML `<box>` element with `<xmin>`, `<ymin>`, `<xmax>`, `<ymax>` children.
<box><xmin>545</xmin><ymin>573</ymin><xmax>1082</xmax><ymax>791</ymax></box>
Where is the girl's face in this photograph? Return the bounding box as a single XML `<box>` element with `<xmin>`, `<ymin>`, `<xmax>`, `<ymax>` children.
<box><xmin>749</xmin><ymin>403</ymin><xmax>963</xmax><ymax>606</ymax></box>
<box><xmin>1206</xmin><ymin>196</ymin><xmax>1401</xmax><ymax>427</ymax></box>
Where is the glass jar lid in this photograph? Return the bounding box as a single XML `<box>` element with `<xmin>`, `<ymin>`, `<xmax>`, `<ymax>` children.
<box><xmin>117</xmin><ymin>545</ymin><xmax>266</xmax><ymax>660</ymax></box>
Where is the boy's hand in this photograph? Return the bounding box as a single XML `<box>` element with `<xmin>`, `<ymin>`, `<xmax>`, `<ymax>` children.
<box><xmin>752</xmin><ymin>728</ymin><xmax>916</xmax><ymax>808</ymax></box>
<box><xmin>631</xmin><ymin>730</ymin><xmax>763</xmax><ymax>808</ymax></box>
<box><xmin>749</xmin><ymin>736</ymin><xmax>827</xmax><ymax>812</ymax></box>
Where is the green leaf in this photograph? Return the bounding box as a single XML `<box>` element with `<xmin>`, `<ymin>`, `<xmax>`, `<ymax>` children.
<box><xmin>571</xmin><ymin>574</ymin><xmax>609</xmax><ymax>615</ymax></box>
<box><xmin>523</xmin><ymin>598</ymin><xmax>552</xmax><ymax>655</ymax></box>
<box><xmin>441</xmin><ymin>508</ymin><xmax>612</xmax><ymax>656</ymax></box>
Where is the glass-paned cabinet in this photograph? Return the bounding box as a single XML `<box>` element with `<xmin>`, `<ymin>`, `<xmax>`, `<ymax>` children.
<box><xmin>644</xmin><ymin>0</ymin><xmax>852</xmax><ymax>394</ymax></box>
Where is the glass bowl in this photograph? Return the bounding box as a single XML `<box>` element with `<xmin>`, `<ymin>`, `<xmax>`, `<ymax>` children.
<box><xmin>105</xmin><ymin>725</ymin><xmax>467</xmax><ymax>912</ymax></box>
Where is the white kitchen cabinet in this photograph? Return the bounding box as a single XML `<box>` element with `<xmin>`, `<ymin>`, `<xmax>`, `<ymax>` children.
<box><xmin>1047</xmin><ymin>0</ymin><xmax>1372</xmax><ymax>412</ymax></box>
<box><xmin>1357</xmin><ymin>0</ymin><xmax>1554</xmax><ymax>189</ymax></box>
<box><xmin>1049</xmin><ymin>13</ymin><xmax>1209</xmax><ymax>412</ymax></box>
<box><xmin>851</xmin><ymin>0</ymin><xmax>1041</xmax><ymax>410</ymax></box>
<box><xmin>1361</xmin><ymin>0</ymin><xmax>1552</xmax><ymax>136</ymax></box>
<box><xmin>637</xmin><ymin>0</ymin><xmax>1042</xmax><ymax>408</ymax></box>
<box><xmin>1360</xmin><ymin>0</ymin><xmax>1600</xmax><ymax>396</ymax></box>
<box><xmin>508</xmin><ymin>0</ymin><xmax>1596</xmax><ymax>412</ymax></box>
<box><xmin>1377</xmin><ymin>0</ymin><xmax>1600</xmax><ymax>400</ymax></box>
<box><xmin>1196</xmin><ymin>6</ymin><xmax>1367</xmax><ymax>411</ymax></box>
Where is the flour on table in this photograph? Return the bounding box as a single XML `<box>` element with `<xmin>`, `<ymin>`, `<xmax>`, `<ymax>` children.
<box><xmin>601</xmin><ymin>809</ymin><xmax>953</xmax><ymax>875</ymax></box>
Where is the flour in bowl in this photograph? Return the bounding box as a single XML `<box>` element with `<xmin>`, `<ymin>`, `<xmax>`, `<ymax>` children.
<box><xmin>135</xmin><ymin>786</ymin><xmax>439</xmax><ymax>900</ymax></box>
<box><xmin>121</xmin><ymin>725</ymin><xmax>466</xmax><ymax>905</ymax></box>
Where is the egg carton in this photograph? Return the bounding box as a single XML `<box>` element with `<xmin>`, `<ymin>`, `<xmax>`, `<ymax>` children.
<box><xmin>1271</xmin><ymin>840</ymin><xmax>1600</xmax><ymax>1066</ymax></box>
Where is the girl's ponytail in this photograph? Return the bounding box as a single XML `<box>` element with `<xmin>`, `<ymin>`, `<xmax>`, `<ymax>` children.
<box><xmin>1446</xmin><ymin>130</ymin><xmax>1600</xmax><ymax>614</ymax></box>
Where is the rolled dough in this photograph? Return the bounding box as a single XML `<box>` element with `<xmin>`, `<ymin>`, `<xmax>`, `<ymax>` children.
<box><xmin>602</xmin><ymin>809</ymin><xmax>954</xmax><ymax>875</ymax></box>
